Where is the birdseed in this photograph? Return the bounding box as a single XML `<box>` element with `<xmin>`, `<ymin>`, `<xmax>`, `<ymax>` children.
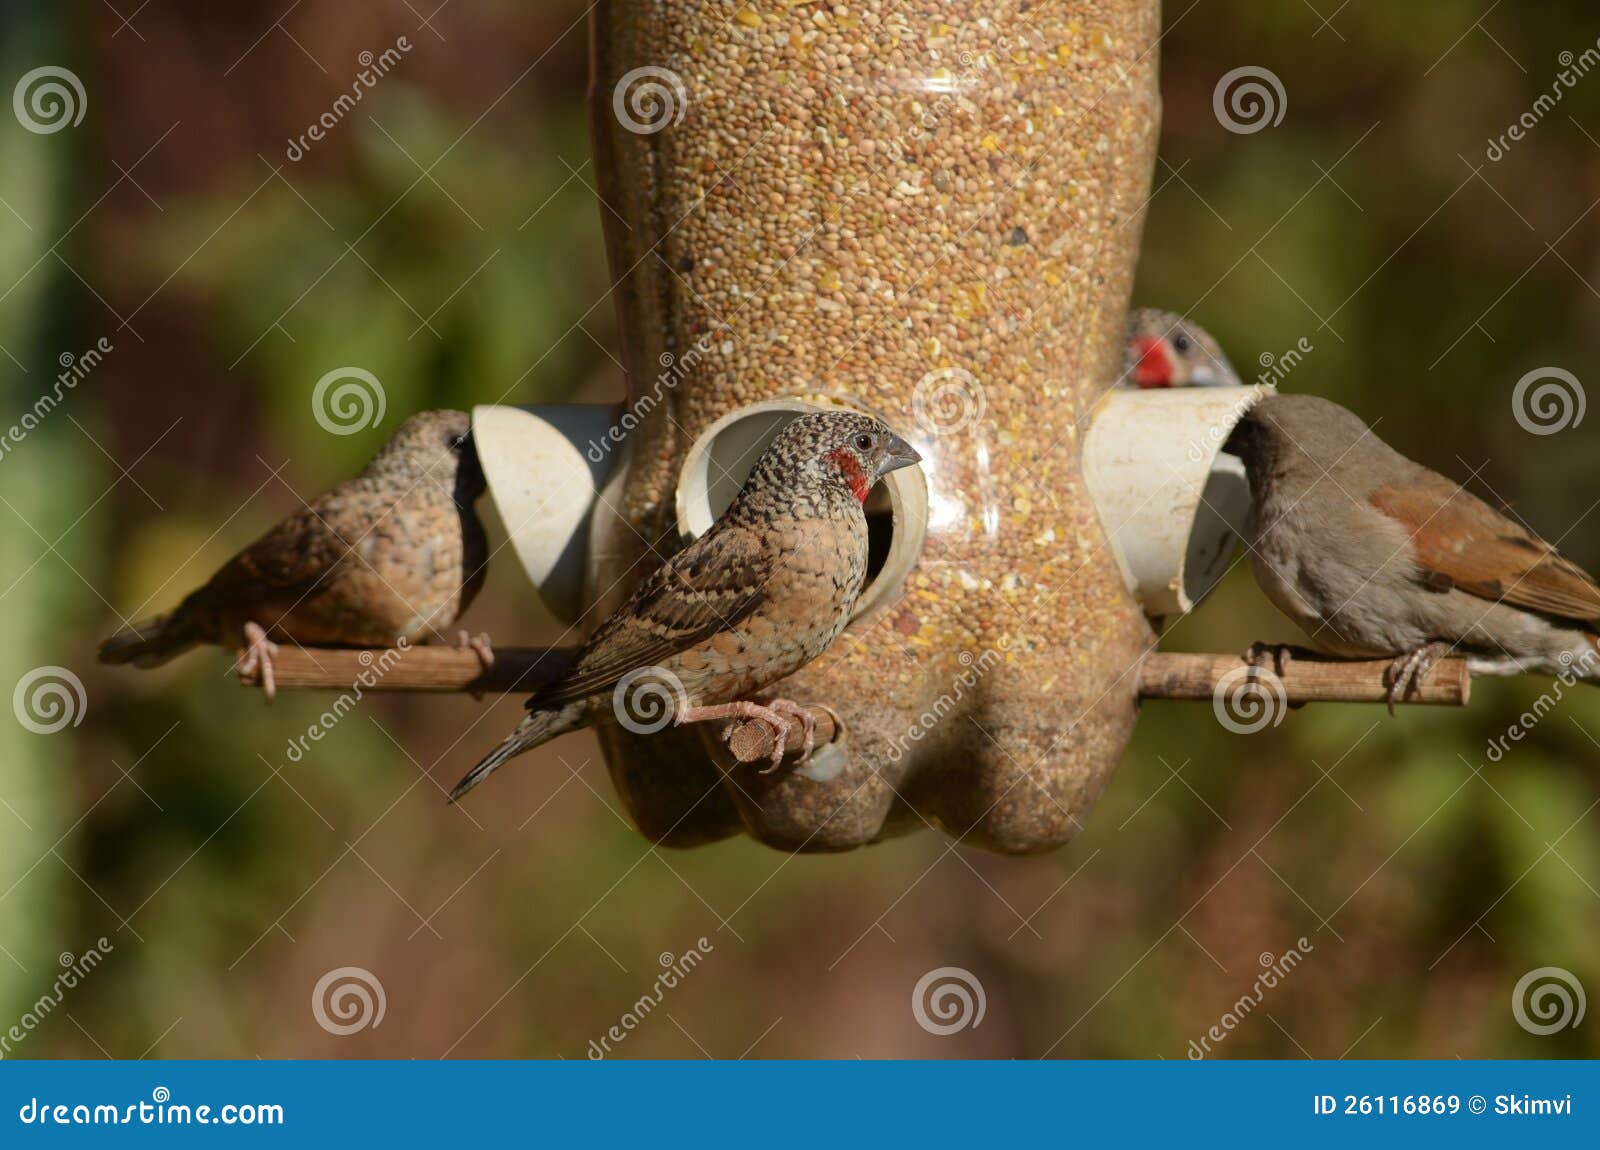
<box><xmin>588</xmin><ymin>0</ymin><xmax>1159</xmax><ymax>853</ymax></box>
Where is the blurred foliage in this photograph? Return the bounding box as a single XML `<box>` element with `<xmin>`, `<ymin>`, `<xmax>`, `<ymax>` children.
<box><xmin>142</xmin><ymin>86</ymin><xmax>607</xmax><ymax>472</ymax></box>
<box><xmin>0</xmin><ymin>0</ymin><xmax>1597</xmax><ymax>1060</ymax></box>
<box><xmin>0</xmin><ymin>2</ymin><xmax>82</xmax><ymax>1039</ymax></box>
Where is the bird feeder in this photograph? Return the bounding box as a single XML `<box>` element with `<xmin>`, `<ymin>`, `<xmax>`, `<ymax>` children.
<box><xmin>245</xmin><ymin>1</ymin><xmax>1475</xmax><ymax>852</ymax></box>
<box><xmin>576</xmin><ymin>0</ymin><xmax>1167</xmax><ymax>853</ymax></box>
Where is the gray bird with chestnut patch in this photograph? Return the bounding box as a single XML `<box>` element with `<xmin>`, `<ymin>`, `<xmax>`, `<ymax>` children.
<box><xmin>1225</xmin><ymin>394</ymin><xmax>1600</xmax><ymax>709</ymax></box>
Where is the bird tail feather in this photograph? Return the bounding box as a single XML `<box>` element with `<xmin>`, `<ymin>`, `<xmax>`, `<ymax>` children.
<box><xmin>449</xmin><ymin>703</ymin><xmax>587</xmax><ymax>802</ymax></box>
<box><xmin>97</xmin><ymin>610</ymin><xmax>200</xmax><ymax>667</ymax></box>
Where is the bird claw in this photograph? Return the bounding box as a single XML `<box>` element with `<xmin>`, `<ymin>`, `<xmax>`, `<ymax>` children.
<box><xmin>765</xmin><ymin>699</ymin><xmax>816</xmax><ymax>768</ymax></box>
<box><xmin>1383</xmin><ymin>642</ymin><xmax>1451</xmax><ymax>716</ymax></box>
<box><xmin>456</xmin><ymin>630</ymin><xmax>495</xmax><ymax>670</ymax></box>
<box><xmin>676</xmin><ymin>701</ymin><xmax>793</xmax><ymax>773</ymax></box>
<box><xmin>1243</xmin><ymin>642</ymin><xmax>1305</xmax><ymax>710</ymax></box>
<box><xmin>456</xmin><ymin>630</ymin><xmax>495</xmax><ymax>700</ymax></box>
<box><xmin>238</xmin><ymin>621</ymin><xmax>280</xmax><ymax>703</ymax></box>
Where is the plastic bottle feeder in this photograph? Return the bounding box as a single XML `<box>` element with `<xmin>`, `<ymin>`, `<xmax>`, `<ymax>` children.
<box><xmin>578</xmin><ymin>0</ymin><xmax>1167</xmax><ymax>853</ymax></box>
<box><xmin>247</xmin><ymin>1</ymin><xmax>1474</xmax><ymax>851</ymax></box>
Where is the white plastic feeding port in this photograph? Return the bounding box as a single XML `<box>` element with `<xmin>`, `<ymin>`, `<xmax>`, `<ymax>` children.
<box><xmin>675</xmin><ymin>398</ymin><xmax>929</xmax><ymax>621</ymax></box>
<box><xmin>1082</xmin><ymin>385</ymin><xmax>1274</xmax><ymax>617</ymax></box>
<box><xmin>471</xmin><ymin>404</ymin><xmax>620</xmax><ymax>624</ymax></box>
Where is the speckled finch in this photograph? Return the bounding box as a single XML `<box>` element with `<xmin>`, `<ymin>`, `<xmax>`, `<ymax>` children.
<box><xmin>449</xmin><ymin>410</ymin><xmax>922</xmax><ymax>802</ymax></box>
<box><xmin>98</xmin><ymin>410</ymin><xmax>491</xmax><ymax>700</ymax></box>
<box><xmin>1122</xmin><ymin>308</ymin><xmax>1242</xmax><ymax>389</ymax></box>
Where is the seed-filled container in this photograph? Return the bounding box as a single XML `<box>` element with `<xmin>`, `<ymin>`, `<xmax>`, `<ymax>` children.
<box><xmin>588</xmin><ymin>0</ymin><xmax>1162</xmax><ymax>852</ymax></box>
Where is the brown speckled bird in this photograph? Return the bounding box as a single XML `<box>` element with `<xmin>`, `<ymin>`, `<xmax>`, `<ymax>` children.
<box><xmin>1122</xmin><ymin>308</ymin><xmax>1241</xmax><ymax>389</ymax></box>
<box><xmin>1226</xmin><ymin>394</ymin><xmax>1600</xmax><ymax>710</ymax></box>
<box><xmin>98</xmin><ymin>409</ymin><xmax>490</xmax><ymax>700</ymax></box>
<box><xmin>449</xmin><ymin>410</ymin><xmax>921</xmax><ymax>801</ymax></box>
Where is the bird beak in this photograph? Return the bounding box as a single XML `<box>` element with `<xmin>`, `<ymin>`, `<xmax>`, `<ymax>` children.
<box><xmin>1187</xmin><ymin>363</ymin><xmax>1220</xmax><ymax>386</ymax></box>
<box><xmin>880</xmin><ymin>433</ymin><xmax>922</xmax><ymax>476</ymax></box>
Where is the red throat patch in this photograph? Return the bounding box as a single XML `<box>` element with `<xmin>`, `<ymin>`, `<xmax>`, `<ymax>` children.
<box><xmin>1131</xmin><ymin>336</ymin><xmax>1174</xmax><ymax>388</ymax></box>
<box><xmin>826</xmin><ymin>447</ymin><xmax>873</xmax><ymax>503</ymax></box>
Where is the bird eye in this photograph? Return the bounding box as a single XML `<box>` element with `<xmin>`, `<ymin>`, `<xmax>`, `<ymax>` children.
<box><xmin>1173</xmin><ymin>334</ymin><xmax>1192</xmax><ymax>352</ymax></box>
<box><xmin>853</xmin><ymin>432</ymin><xmax>876</xmax><ymax>452</ymax></box>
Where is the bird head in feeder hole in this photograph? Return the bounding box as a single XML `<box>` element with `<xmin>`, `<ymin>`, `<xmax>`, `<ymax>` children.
<box><xmin>747</xmin><ymin>412</ymin><xmax>922</xmax><ymax>507</ymax></box>
<box><xmin>1123</xmin><ymin>309</ymin><xmax>1242</xmax><ymax>389</ymax></box>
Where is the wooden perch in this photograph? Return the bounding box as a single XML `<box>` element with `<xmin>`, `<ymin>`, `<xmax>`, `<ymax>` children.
<box><xmin>241</xmin><ymin>645</ymin><xmax>1470</xmax><ymax>765</ymax></box>
<box><xmin>236</xmin><ymin>645</ymin><xmax>570</xmax><ymax>694</ymax></box>
<box><xmin>1137</xmin><ymin>649</ymin><xmax>1470</xmax><ymax>707</ymax></box>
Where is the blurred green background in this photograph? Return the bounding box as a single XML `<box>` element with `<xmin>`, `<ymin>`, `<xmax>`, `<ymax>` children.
<box><xmin>1</xmin><ymin>1</ymin><xmax>1598</xmax><ymax>1059</ymax></box>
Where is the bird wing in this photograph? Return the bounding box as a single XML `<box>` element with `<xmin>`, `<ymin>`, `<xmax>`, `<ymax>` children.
<box><xmin>530</xmin><ymin>524</ymin><xmax>774</xmax><ymax>709</ymax></box>
<box><xmin>1370</xmin><ymin>474</ymin><xmax>1600</xmax><ymax>623</ymax></box>
<box><xmin>196</xmin><ymin>501</ymin><xmax>357</xmax><ymax>607</ymax></box>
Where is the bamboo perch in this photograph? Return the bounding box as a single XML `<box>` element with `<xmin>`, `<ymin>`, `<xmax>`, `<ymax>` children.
<box><xmin>239</xmin><ymin>645</ymin><xmax>1471</xmax><ymax>764</ymax></box>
